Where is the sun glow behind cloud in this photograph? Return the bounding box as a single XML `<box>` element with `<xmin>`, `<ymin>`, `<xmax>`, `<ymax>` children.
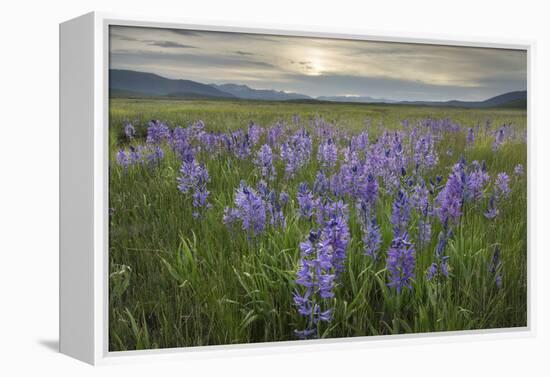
<box><xmin>109</xmin><ymin>26</ymin><xmax>527</xmax><ymax>101</ymax></box>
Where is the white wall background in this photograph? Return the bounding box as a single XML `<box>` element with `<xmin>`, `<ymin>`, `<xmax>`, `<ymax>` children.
<box><xmin>1</xmin><ymin>0</ymin><xmax>548</xmax><ymax>375</ymax></box>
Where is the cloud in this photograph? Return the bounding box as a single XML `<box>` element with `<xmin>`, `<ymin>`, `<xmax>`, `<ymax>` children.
<box><xmin>110</xmin><ymin>32</ymin><xmax>138</xmax><ymax>42</ymax></box>
<box><xmin>112</xmin><ymin>49</ymin><xmax>273</xmax><ymax>68</ymax></box>
<box><xmin>169</xmin><ymin>29</ymin><xmax>201</xmax><ymax>37</ymax></box>
<box><xmin>146</xmin><ymin>41</ymin><xmax>196</xmax><ymax>49</ymax></box>
<box><xmin>109</xmin><ymin>25</ymin><xmax>527</xmax><ymax>101</ymax></box>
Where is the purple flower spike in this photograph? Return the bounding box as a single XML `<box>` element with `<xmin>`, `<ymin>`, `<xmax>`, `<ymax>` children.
<box><xmin>255</xmin><ymin>144</ymin><xmax>276</xmax><ymax>180</ymax></box>
<box><xmin>116</xmin><ymin>149</ymin><xmax>129</xmax><ymax>168</ymax></box>
<box><xmin>494</xmin><ymin>172</ymin><xmax>511</xmax><ymax>199</ymax></box>
<box><xmin>313</xmin><ymin>171</ymin><xmax>330</xmax><ymax>195</ymax></box>
<box><xmin>514</xmin><ymin>164</ymin><xmax>524</xmax><ymax>177</ymax></box>
<box><xmin>124</xmin><ymin>122</ymin><xmax>136</xmax><ymax>140</ymax></box>
<box><xmin>484</xmin><ymin>195</ymin><xmax>499</xmax><ymax>220</ymax></box>
<box><xmin>297</xmin><ymin>183</ymin><xmax>315</xmax><ymax>220</ymax></box>
<box><xmin>294</xmin><ymin>229</ymin><xmax>335</xmax><ymax>339</ymax></box>
<box><xmin>318</xmin><ymin>139</ymin><xmax>338</xmax><ymax>168</ymax></box>
<box><xmin>363</xmin><ymin>215</ymin><xmax>382</xmax><ymax>260</ymax></box>
<box><xmin>435</xmin><ymin>162</ymin><xmax>465</xmax><ymax>225</ymax></box>
<box><xmin>177</xmin><ymin>157</ymin><xmax>210</xmax><ymax>214</ymax></box>
<box><xmin>294</xmin><ymin>204</ymin><xmax>349</xmax><ymax>339</ymax></box>
<box><xmin>146</xmin><ymin>120</ymin><xmax>171</xmax><ymax>145</ymax></box>
<box><xmin>280</xmin><ymin>129</ymin><xmax>312</xmax><ymax>178</ymax></box>
<box><xmin>386</xmin><ymin>234</ymin><xmax>416</xmax><ymax>294</ymax></box>
<box><xmin>426</xmin><ymin>231</ymin><xmax>450</xmax><ymax>281</ymax></box>
<box><xmin>488</xmin><ymin>246</ymin><xmax>503</xmax><ymax>289</ymax></box>
<box><xmin>466</xmin><ymin>128</ymin><xmax>475</xmax><ymax>147</ymax></box>
<box><xmin>391</xmin><ymin>190</ymin><xmax>411</xmax><ymax>238</ymax></box>
<box><xmin>224</xmin><ymin>182</ymin><xmax>267</xmax><ymax>237</ymax></box>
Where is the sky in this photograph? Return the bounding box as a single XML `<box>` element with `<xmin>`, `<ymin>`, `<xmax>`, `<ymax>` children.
<box><xmin>110</xmin><ymin>25</ymin><xmax>527</xmax><ymax>102</ymax></box>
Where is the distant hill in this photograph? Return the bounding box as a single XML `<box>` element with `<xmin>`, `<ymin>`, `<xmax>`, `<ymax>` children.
<box><xmin>317</xmin><ymin>95</ymin><xmax>396</xmax><ymax>104</ymax></box>
<box><xmin>109</xmin><ymin>70</ymin><xmax>526</xmax><ymax>108</ymax></box>
<box><xmin>398</xmin><ymin>90</ymin><xmax>527</xmax><ymax>109</ymax></box>
<box><xmin>211</xmin><ymin>83</ymin><xmax>312</xmax><ymax>101</ymax></box>
<box><xmin>109</xmin><ymin>69</ymin><xmax>234</xmax><ymax>99</ymax></box>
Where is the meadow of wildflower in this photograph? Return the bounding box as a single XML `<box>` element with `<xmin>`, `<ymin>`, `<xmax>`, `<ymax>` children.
<box><xmin>108</xmin><ymin>98</ymin><xmax>527</xmax><ymax>351</ymax></box>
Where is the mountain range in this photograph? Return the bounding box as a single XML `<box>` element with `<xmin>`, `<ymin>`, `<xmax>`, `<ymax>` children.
<box><xmin>110</xmin><ymin>69</ymin><xmax>527</xmax><ymax>109</ymax></box>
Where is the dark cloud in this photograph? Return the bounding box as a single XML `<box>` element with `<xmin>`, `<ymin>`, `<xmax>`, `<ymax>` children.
<box><xmin>169</xmin><ymin>29</ymin><xmax>201</xmax><ymax>37</ymax></box>
<box><xmin>110</xmin><ymin>32</ymin><xmax>138</xmax><ymax>42</ymax></box>
<box><xmin>250</xmin><ymin>61</ymin><xmax>275</xmax><ymax>68</ymax></box>
<box><xmin>111</xmin><ymin>49</ymin><xmax>275</xmax><ymax>70</ymax></box>
<box><xmin>234</xmin><ymin>50</ymin><xmax>254</xmax><ymax>56</ymax></box>
<box><xmin>147</xmin><ymin>41</ymin><xmax>196</xmax><ymax>49</ymax></box>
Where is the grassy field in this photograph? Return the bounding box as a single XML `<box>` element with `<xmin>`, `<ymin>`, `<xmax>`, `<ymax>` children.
<box><xmin>108</xmin><ymin>98</ymin><xmax>527</xmax><ymax>351</ymax></box>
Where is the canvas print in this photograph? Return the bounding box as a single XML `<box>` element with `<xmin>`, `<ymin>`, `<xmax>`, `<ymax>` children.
<box><xmin>108</xmin><ymin>25</ymin><xmax>527</xmax><ymax>351</ymax></box>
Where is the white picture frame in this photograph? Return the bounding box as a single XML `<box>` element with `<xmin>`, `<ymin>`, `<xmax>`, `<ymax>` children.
<box><xmin>59</xmin><ymin>11</ymin><xmax>535</xmax><ymax>365</ymax></box>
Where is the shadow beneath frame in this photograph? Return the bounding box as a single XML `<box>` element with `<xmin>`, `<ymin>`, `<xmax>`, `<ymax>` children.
<box><xmin>38</xmin><ymin>339</ymin><xmax>59</xmax><ymax>353</ymax></box>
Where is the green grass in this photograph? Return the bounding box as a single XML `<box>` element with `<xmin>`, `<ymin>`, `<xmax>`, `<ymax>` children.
<box><xmin>108</xmin><ymin>98</ymin><xmax>527</xmax><ymax>351</ymax></box>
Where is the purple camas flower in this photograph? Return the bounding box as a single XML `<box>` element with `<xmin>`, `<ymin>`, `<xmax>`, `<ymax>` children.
<box><xmin>129</xmin><ymin>145</ymin><xmax>143</xmax><ymax>164</ymax></box>
<box><xmin>171</xmin><ymin>126</ymin><xmax>195</xmax><ymax>161</ymax></box>
<box><xmin>116</xmin><ymin>145</ymin><xmax>147</xmax><ymax>168</ymax></box>
<box><xmin>247</xmin><ymin>122</ymin><xmax>264</xmax><ymax>146</ymax></box>
<box><xmin>280</xmin><ymin>129</ymin><xmax>312</xmax><ymax>177</ymax></box>
<box><xmin>313</xmin><ymin>171</ymin><xmax>330</xmax><ymax>195</ymax></box>
<box><xmin>234</xmin><ymin>130</ymin><xmax>252</xmax><ymax>160</ymax></box>
<box><xmin>426</xmin><ymin>231</ymin><xmax>450</xmax><ymax>281</ymax></box>
<box><xmin>146</xmin><ymin>145</ymin><xmax>164</xmax><ymax>166</ymax></box>
<box><xmin>492</xmin><ymin>127</ymin><xmax>506</xmax><ymax>151</ymax></box>
<box><xmin>364</xmin><ymin>218</ymin><xmax>382</xmax><ymax>260</ymax></box>
<box><xmin>267</xmin><ymin>123</ymin><xmax>284</xmax><ymax>147</ymax></box>
<box><xmin>417</xmin><ymin>217</ymin><xmax>432</xmax><ymax>246</ymax></box>
<box><xmin>466</xmin><ymin>128</ymin><xmax>475</xmax><ymax>147</ymax></box>
<box><xmin>297</xmin><ymin>183</ymin><xmax>315</xmax><ymax>220</ymax></box>
<box><xmin>294</xmin><ymin>229</ymin><xmax>335</xmax><ymax>339</ymax></box>
<box><xmin>280</xmin><ymin>191</ymin><xmax>290</xmax><ymax>205</ymax></box>
<box><xmin>484</xmin><ymin>195</ymin><xmax>499</xmax><ymax>220</ymax></box>
<box><xmin>293</xmin><ymin>198</ymin><xmax>350</xmax><ymax>338</ymax></box>
<box><xmin>116</xmin><ymin>149</ymin><xmax>130</xmax><ymax>168</ymax></box>
<box><xmin>386</xmin><ymin>233</ymin><xmax>416</xmax><ymax>294</ymax></box>
<box><xmin>146</xmin><ymin>120</ymin><xmax>171</xmax><ymax>144</ymax></box>
<box><xmin>413</xmin><ymin>133</ymin><xmax>438</xmax><ymax>170</ymax></box>
<box><xmin>257</xmin><ymin>181</ymin><xmax>286</xmax><ymax>229</ymax></box>
<box><xmin>124</xmin><ymin>122</ymin><xmax>136</xmax><ymax>140</ymax></box>
<box><xmin>514</xmin><ymin>164</ymin><xmax>524</xmax><ymax>177</ymax></box>
<box><xmin>436</xmin><ymin>162</ymin><xmax>465</xmax><ymax>224</ymax></box>
<box><xmin>488</xmin><ymin>246</ymin><xmax>503</xmax><ymax>289</ymax></box>
<box><xmin>255</xmin><ymin>144</ymin><xmax>276</xmax><ymax>180</ymax></box>
<box><xmin>177</xmin><ymin>156</ymin><xmax>210</xmax><ymax>215</ymax></box>
<box><xmin>391</xmin><ymin>190</ymin><xmax>411</xmax><ymax>237</ymax></box>
<box><xmin>200</xmin><ymin>132</ymin><xmax>221</xmax><ymax>155</ymax></box>
<box><xmin>350</xmin><ymin>131</ymin><xmax>369</xmax><ymax>156</ymax></box>
<box><xmin>494</xmin><ymin>172</ymin><xmax>511</xmax><ymax>199</ymax></box>
<box><xmin>426</xmin><ymin>263</ymin><xmax>438</xmax><ymax>281</ymax></box>
<box><xmin>224</xmin><ymin>182</ymin><xmax>266</xmax><ymax>236</ymax></box>
<box><xmin>358</xmin><ymin>201</ymin><xmax>382</xmax><ymax>260</ymax></box>
<box><xmin>315</xmin><ymin>199</ymin><xmax>349</xmax><ymax>227</ymax></box>
<box><xmin>465</xmin><ymin>160</ymin><xmax>490</xmax><ymax>201</ymax></box>
<box><xmin>411</xmin><ymin>181</ymin><xmax>429</xmax><ymax>213</ymax></box>
<box><xmin>413</xmin><ymin>181</ymin><xmax>433</xmax><ymax>246</ymax></box>
<box><xmin>317</xmin><ymin>139</ymin><xmax>338</xmax><ymax>169</ymax></box>
<box><xmin>318</xmin><ymin>207</ymin><xmax>350</xmax><ymax>276</ymax></box>
<box><xmin>360</xmin><ymin>173</ymin><xmax>379</xmax><ymax>208</ymax></box>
